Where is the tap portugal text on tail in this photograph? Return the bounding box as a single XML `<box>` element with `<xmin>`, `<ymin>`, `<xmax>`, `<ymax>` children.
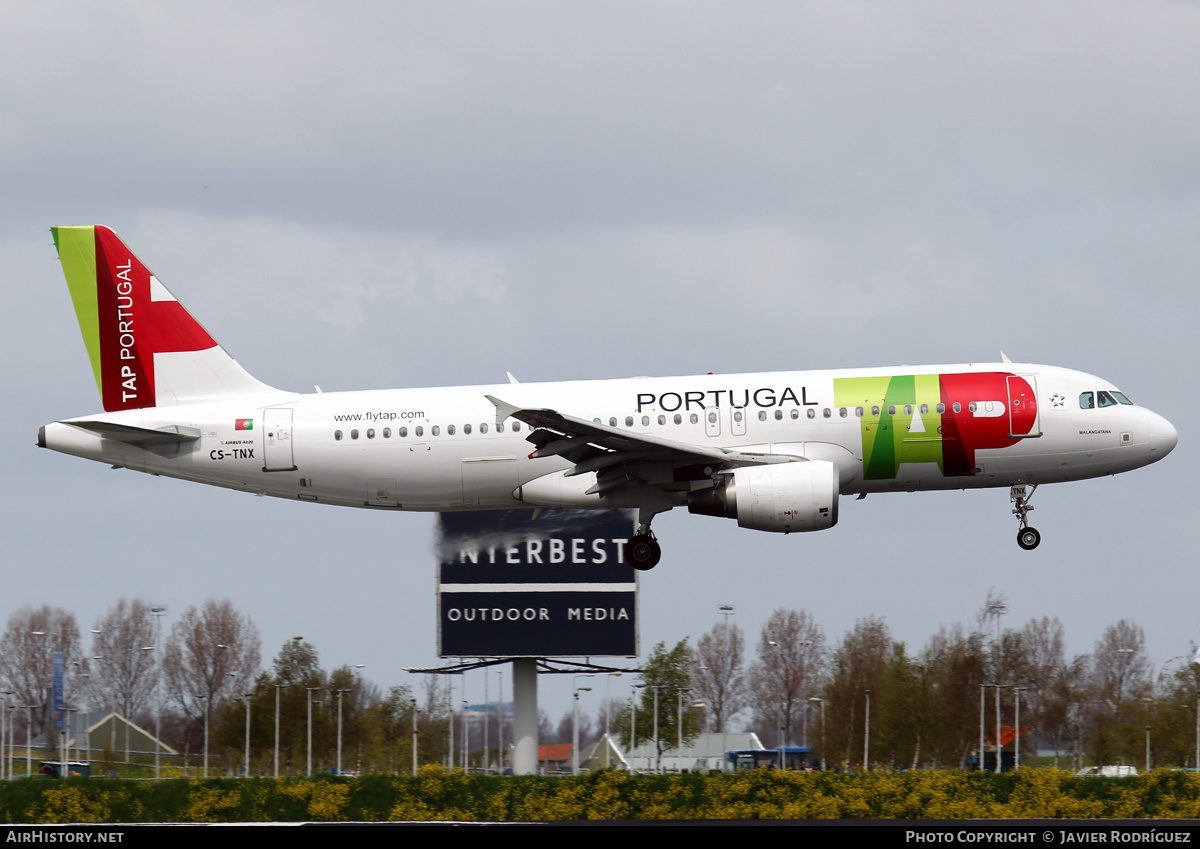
<box><xmin>39</xmin><ymin>225</ymin><xmax>1178</xmax><ymax>570</ymax></box>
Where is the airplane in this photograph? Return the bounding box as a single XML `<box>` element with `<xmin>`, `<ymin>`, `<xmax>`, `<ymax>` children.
<box><xmin>38</xmin><ymin>226</ymin><xmax>1178</xmax><ymax>570</ymax></box>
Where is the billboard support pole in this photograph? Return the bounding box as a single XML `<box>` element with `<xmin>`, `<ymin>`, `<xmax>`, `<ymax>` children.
<box><xmin>512</xmin><ymin>659</ymin><xmax>538</xmax><ymax>775</ymax></box>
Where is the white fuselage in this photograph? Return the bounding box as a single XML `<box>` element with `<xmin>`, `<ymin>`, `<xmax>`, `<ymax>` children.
<box><xmin>41</xmin><ymin>362</ymin><xmax>1177</xmax><ymax>517</ymax></box>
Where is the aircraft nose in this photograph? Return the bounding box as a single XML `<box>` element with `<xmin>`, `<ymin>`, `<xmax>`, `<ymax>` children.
<box><xmin>1147</xmin><ymin>411</ymin><xmax>1178</xmax><ymax>461</ymax></box>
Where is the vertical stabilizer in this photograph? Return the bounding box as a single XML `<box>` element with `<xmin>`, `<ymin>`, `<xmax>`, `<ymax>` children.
<box><xmin>52</xmin><ymin>226</ymin><xmax>280</xmax><ymax>411</ymax></box>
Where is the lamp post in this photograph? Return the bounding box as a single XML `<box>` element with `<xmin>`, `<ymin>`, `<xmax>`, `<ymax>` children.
<box><xmin>238</xmin><ymin>692</ymin><xmax>253</xmax><ymax>777</ymax></box>
<box><xmin>864</xmin><ymin>688</ymin><xmax>871</xmax><ymax>772</ymax></box>
<box><xmin>1013</xmin><ymin>686</ymin><xmax>1028</xmax><ymax>769</ymax></box>
<box><xmin>809</xmin><ymin>697</ymin><xmax>825</xmax><ymax>771</ymax></box>
<box><xmin>411</xmin><ymin>697</ymin><xmax>419</xmax><ymax>776</ymax></box>
<box><xmin>306</xmin><ymin>687</ymin><xmax>322</xmax><ymax>775</ymax></box>
<box><xmin>572</xmin><ymin>685</ymin><xmax>592</xmax><ymax>774</ymax></box>
<box><xmin>274</xmin><ymin>682</ymin><xmax>287</xmax><ymax>778</ymax></box>
<box><xmin>336</xmin><ymin>688</ymin><xmax>353</xmax><ymax>776</ymax></box>
<box><xmin>148</xmin><ymin>605</ymin><xmax>166</xmax><ymax>780</ymax></box>
<box><xmin>676</xmin><ymin>687</ymin><xmax>691</xmax><ymax>773</ymax></box>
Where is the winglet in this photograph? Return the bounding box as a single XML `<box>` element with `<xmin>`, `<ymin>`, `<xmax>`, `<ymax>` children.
<box><xmin>506</xmin><ymin>371</ymin><xmax>520</xmax><ymax>385</ymax></box>
<box><xmin>485</xmin><ymin>394</ymin><xmax>522</xmax><ymax>427</ymax></box>
<box><xmin>1000</xmin><ymin>350</ymin><xmax>1012</xmax><ymax>364</ymax></box>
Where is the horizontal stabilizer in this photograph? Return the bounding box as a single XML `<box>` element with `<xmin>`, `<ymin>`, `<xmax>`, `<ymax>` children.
<box><xmin>65</xmin><ymin>421</ymin><xmax>202</xmax><ymax>446</ymax></box>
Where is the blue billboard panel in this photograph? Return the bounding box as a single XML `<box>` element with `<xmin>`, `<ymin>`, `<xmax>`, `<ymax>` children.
<box><xmin>437</xmin><ymin>509</ymin><xmax>637</xmax><ymax>658</ymax></box>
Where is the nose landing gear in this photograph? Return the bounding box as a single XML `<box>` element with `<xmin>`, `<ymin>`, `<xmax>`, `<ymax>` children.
<box><xmin>1011</xmin><ymin>485</ymin><xmax>1040</xmax><ymax>550</ymax></box>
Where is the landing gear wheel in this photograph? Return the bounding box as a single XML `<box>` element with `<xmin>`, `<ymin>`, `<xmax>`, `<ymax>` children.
<box><xmin>1017</xmin><ymin>527</ymin><xmax>1041</xmax><ymax>551</ymax></box>
<box><xmin>627</xmin><ymin>534</ymin><xmax>662</xmax><ymax>571</ymax></box>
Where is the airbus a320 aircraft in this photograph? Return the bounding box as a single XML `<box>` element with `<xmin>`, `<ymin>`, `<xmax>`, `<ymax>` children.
<box><xmin>39</xmin><ymin>226</ymin><xmax>1177</xmax><ymax>569</ymax></box>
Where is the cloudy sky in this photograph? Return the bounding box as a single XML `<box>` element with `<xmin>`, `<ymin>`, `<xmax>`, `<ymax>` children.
<box><xmin>3</xmin><ymin>1</ymin><xmax>1196</xmax><ymax>726</ymax></box>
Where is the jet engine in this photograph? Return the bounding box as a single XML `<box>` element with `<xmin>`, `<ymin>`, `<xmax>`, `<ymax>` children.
<box><xmin>687</xmin><ymin>460</ymin><xmax>839</xmax><ymax>533</ymax></box>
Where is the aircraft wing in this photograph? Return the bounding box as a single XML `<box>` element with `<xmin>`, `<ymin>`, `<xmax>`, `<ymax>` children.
<box><xmin>486</xmin><ymin>395</ymin><xmax>795</xmax><ymax>498</ymax></box>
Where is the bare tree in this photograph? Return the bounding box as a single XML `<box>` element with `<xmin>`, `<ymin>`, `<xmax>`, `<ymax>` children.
<box><xmin>1086</xmin><ymin>618</ymin><xmax>1152</xmax><ymax>765</ymax></box>
<box><xmin>162</xmin><ymin>599</ymin><xmax>260</xmax><ymax>763</ymax></box>
<box><xmin>824</xmin><ymin>615</ymin><xmax>890</xmax><ymax>768</ymax></box>
<box><xmin>691</xmin><ymin>620</ymin><xmax>747</xmax><ymax>733</ymax></box>
<box><xmin>0</xmin><ymin>606</ymin><xmax>83</xmax><ymax>738</ymax></box>
<box><xmin>749</xmin><ymin>609</ymin><xmax>825</xmax><ymax>748</ymax></box>
<box><xmin>89</xmin><ymin>598</ymin><xmax>158</xmax><ymax>723</ymax></box>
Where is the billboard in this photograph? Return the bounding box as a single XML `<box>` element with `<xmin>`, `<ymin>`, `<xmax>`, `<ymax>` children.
<box><xmin>437</xmin><ymin>509</ymin><xmax>637</xmax><ymax>658</ymax></box>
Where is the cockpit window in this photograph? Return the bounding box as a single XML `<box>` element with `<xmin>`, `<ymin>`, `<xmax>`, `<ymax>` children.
<box><xmin>1079</xmin><ymin>392</ymin><xmax>1094</xmax><ymax>409</ymax></box>
<box><xmin>1111</xmin><ymin>391</ymin><xmax>1133</xmax><ymax>405</ymax></box>
<box><xmin>1097</xmin><ymin>391</ymin><xmax>1119</xmax><ymax>408</ymax></box>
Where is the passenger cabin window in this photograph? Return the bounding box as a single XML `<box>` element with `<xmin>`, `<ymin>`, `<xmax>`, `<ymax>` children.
<box><xmin>758</xmin><ymin>411</ymin><xmax>767</xmax><ymax>422</ymax></box>
<box><xmin>626</xmin><ymin>416</ymin><xmax>634</xmax><ymax>427</ymax></box>
<box><xmin>839</xmin><ymin>407</ymin><xmax>848</xmax><ymax>418</ymax></box>
<box><xmin>774</xmin><ymin>409</ymin><xmax>783</xmax><ymax>421</ymax></box>
<box><xmin>399</xmin><ymin>427</ymin><xmax>408</xmax><ymax>437</ymax></box>
<box><xmin>334</xmin><ymin>430</ymin><xmax>343</xmax><ymax>441</ymax></box>
<box><xmin>480</xmin><ymin>423</ymin><xmax>488</xmax><ymax>433</ymax></box>
<box><xmin>432</xmin><ymin>426</ymin><xmax>440</xmax><ymax>436</ymax></box>
<box><xmin>872</xmin><ymin>406</ymin><xmax>880</xmax><ymax>416</ymax></box>
<box><xmin>512</xmin><ymin>422</ymin><xmax>521</xmax><ymax>432</ymax></box>
<box><xmin>642</xmin><ymin>415</ymin><xmax>650</xmax><ymax>427</ymax></box>
<box><xmin>674</xmin><ymin>414</ymin><xmax>683</xmax><ymax>425</ymax></box>
<box><xmin>823</xmin><ymin>408</ymin><xmax>831</xmax><ymax>418</ymax></box>
<box><xmin>658</xmin><ymin>415</ymin><xmax>667</xmax><ymax>425</ymax></box>
<box><xmin>609</xmin><ymin>417</ymin><xmax>617</xmax><ymax>427</ymax></box>
<box><xmin>415</xmin><ymin>426</ymin><xmax>424</xmax><ymax>437</ymax></box>
<box><xmin>790</xmin><ymin>409</ymin><xmax>799</xmax><ymax>420</ymax></box>
<box><xmin>855</xmin><ymin>407</ymin><xmax>864</xmax><ymax>417</ymax></box>
<box><xmin>807</xmin><ymin>408</ymin><xmax>816</xmax><ymax>419</ymax></box>
<box><xmin>1079</xmin><ymin>392</ymin><xmax>1094</xmax><ymax>409</ymax></box>
<box><xmin>463</xmin><ymin>424</ymin><xmax>471</xmax><ymax>435</ymax></box>
<box><xmin>383</xmin><ymin>427</ymin><xmax>391</xmax><ymax>438</ymax></box>
<box><xmin>690</xmin><ymin>413</ymin><xmax>699</xmax><ymax>424</ymax></box>
<box><xmin>367</xmin><ymin>428</ymin><xmax>375</xmax><ymax>439</ymax></box>
<box><xmin>952</xmin><ymin>402</ymin><xmax>961</xmax><ymax>413</ymax></box>
<box><xmin>351</xmin><ymin>429</ymin><xmax>359</xmax><ymax>440</ymax></box>
<box><xmin>447</xmin><ymin>425</ymin><xmax>456</xmax><ymax>435</ymax></box>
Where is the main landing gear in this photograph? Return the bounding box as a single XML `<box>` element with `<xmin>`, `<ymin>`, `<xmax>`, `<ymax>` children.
<box><xmin>627</xmin><ymin>529</ymin><xmax>661</xmax><ymax>571</ymax></box>
<box><xmin>1011</xmin><ymin>484</ymin><xmax>1041</xmax><ymax>551</ymax></box>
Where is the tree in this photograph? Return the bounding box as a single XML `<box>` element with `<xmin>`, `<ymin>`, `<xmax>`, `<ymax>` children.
<box><xmin>617</xmin><ymin>640</ymin><xmax>697</xmax><ymax>764</ymax></box>
<box><xmin>89</xmin><ymin>598</ymin><xmax>158</xmax><ymax>723</ymax></box>
<box><xmin>748</xmin><ymin>609</ymin><xmax>825</xmax><ymax>748</ymax></box>
<box><xmin>162</xmin><ymin>599</ymin><xmax>261</xmax><ymax>766</ymax></box>
<box><xmin>0</xmin><ymin>606</ymin><xmax>82</xmax><ymax>739</ymax></box>
<box><xmin>691</xmin><ymin>620</ymin><xmax>747</xmax><ymax>733</ymax></box>
<box><xmin>1086</xmin><ymin>618</ymin><xmax>1152</xmax><ymax>765</ymax></box>
<box><xmin>824</xmin><ymin>615</ymin><xmax>891</xmax><ymax>769</ymax></box>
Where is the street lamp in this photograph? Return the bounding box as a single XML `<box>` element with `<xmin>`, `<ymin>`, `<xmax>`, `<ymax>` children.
<box><xmin>809</xmin><ymin>697</ymin><xmax>825</xmax><ymax>771</ymax></box>
<box><xmin>1012</xmin><ymin>686</ymin><xmax>1028</xmax><ymax>769</ymax></box>
<box><xmin>237</xmin><ymin>692</ymin><xmax>253</xmax><ymax>777</ymax></box>
<box><xmin>306</xmin><ymin>687</ymin><xmax>322</xmax><ymax>775</ymax></box>
<box><xmin>336</xmin><ymin>688</ymin><xmax>354</xmax><ymax>776</ymax></box>
<box><xmin>676</xmin><ymin>687</ymin><xmax>692</xmax><ymax>772</ymax></box>
<box><xmin>572</xmin><ymin>685</ymin><xmax>592</xmax><ymax>774</ymax></box>
<box><xmin>274</xmin><ymin>682</ymin><xmax>288</xmax><ymax>778</ymax></box>
<box><xmin>864</xmin><ymin>689</ymin><xmax>871</xmax><ymax>772</ymax></box>
<box><xmin>411</xmin><ymin>697</ymin><xmax>419</xmax><ymax>776</ymax></box>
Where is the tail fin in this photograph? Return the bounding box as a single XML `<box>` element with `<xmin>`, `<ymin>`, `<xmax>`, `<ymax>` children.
<box><xmin>52</xmin><ymin>226</ymin><xmax>279</xmax><ymax>411</ymax></box>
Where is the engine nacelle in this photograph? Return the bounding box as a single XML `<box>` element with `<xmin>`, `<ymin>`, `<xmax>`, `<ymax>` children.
<box><xmin>687</xmin><ymin>461</ymin><xmax>839</xmax><ymax>533</ymax></box>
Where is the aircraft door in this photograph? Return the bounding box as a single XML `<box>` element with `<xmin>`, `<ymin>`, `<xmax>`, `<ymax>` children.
<box><xmin>262</xmin><ymin>408</ymin><xmax>297</xmax><ymax>471</ymax></box>
<box><xmin>705</xmin><ymin>407</ymin><xmax>721</xmax><ymax>437</ymax></box>
<box><xmin>1006</xmin><ymin>375</ymin><xmax>1041</xmax><ymax>438</ymax></box>
<box><xmin>730</xmin><ymin>407</ymin><xmax>747</xmax><ymax>437</ymax></box>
